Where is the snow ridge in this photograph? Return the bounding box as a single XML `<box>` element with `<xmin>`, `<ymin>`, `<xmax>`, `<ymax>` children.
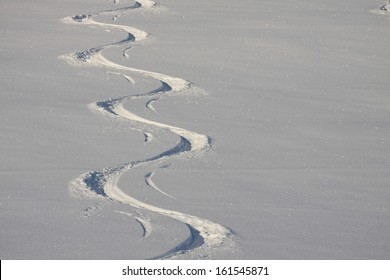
<box><xmin>60</xmin><ymin>0</ymin><xmax>235</xmax><ymax>259</ymax></box>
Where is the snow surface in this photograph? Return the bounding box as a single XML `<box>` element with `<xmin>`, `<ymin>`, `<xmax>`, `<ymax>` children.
<box><xmin>1</xmin><ymin>0</ymin><xmax>390</xmax><ymax>259</ymax></box>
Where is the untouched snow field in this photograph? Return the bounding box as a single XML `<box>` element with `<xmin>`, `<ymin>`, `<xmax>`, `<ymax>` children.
<box><xmin>1</xmin><ymin>0</ymin><xmax>390</xmax><ymax>259</ymax></box>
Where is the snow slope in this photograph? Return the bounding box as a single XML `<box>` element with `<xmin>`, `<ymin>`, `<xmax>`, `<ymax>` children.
<box><xmin>1</xmin><ymin>0</ymin><xmax>390</xmax><ymax>259</ymax></box>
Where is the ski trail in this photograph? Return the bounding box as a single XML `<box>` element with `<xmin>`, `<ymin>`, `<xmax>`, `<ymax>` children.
<box><xmin>135</xmin><ymin>217</ymin><xmax>153</xmax><ymax>238</ymax></box>
<box><xmin>122</xmin><ymin>74</ymin><xmax>136</xmax><ymax>85</ymax></box>
<box><xmin>150</xmin><ymin>224</ymin><xmax>204</xmax><ymax>260</ymax></box>
<box><xmin>123</xmin><ymin>46</ymin><xmax>133</xmax><ymax>58</ymax></box>
<box><xmin>145</xmin><ymin>82</ymin><xmax>171</xmax><ymax>112</ymax></box>
<box><xmin>62</xmin><ymin>0</ymin><xmax>235</xmax><ymax>259</ymax></box>
<box><xmin>146</xmin><ymin>98</ymin><xmax>159</xmax><ymax>112</ymax></box>
<box><xmin>145</xmin><ymin>171</ymin><xmax>175</xmax><ymax>199</ymax></box>
<box><xmin>89</xmin><ymin>166</ymin><xmax>233</xmax><ymax>259</ymax></box>
<box><xmin>116</xmin><ymin>210</ymin><xmax>153</xmax><ymax>238</ymax></box>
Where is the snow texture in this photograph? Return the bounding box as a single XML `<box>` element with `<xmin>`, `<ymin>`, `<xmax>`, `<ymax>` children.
<box><xmin>1</xmin><ymin>0</ymin><xmax>390</xmax><ymax>259</ymax></box>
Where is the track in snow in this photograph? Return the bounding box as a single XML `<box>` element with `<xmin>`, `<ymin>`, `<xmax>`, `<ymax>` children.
<box><xmin>60</xmin><ymin>0</ymin><xmax>235</xmax><ymax>259</ymax></box>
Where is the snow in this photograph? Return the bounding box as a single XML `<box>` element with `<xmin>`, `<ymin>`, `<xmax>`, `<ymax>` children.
<box><xmin>1</xmin><ymin>0</ymin><xmax>390</xmax><ymax>259</ymax></box>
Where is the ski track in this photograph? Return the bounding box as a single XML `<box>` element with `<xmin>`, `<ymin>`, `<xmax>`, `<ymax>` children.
<box><xmin>135</xmin><ymin>217</ymin><xmax>153</xmax><ymax>238</ymax></box>
<box><xmin>61</xmin><ymin>0</ymin><xmax>235</xmax><ymax>259</ymax></box>
<box><xmin>123</xmin><ymin>46</ymin><xmax>133</xmax><ymax>58</ymax></box>
<box><xmin>145</xmin><ymin>171</ymin><xmax>176</xmax><ymax>199</ymax></box>
<box><xmin>116</xmin><ymin>210</ymin><xmax>153</xmax><ymax>238</ymax></box>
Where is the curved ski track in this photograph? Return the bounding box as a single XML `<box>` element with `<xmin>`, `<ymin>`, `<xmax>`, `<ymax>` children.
<box><xmin>61</xmin><ymin>0</ymin><xmax>235</xmax><ymax>259</ymax></box>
